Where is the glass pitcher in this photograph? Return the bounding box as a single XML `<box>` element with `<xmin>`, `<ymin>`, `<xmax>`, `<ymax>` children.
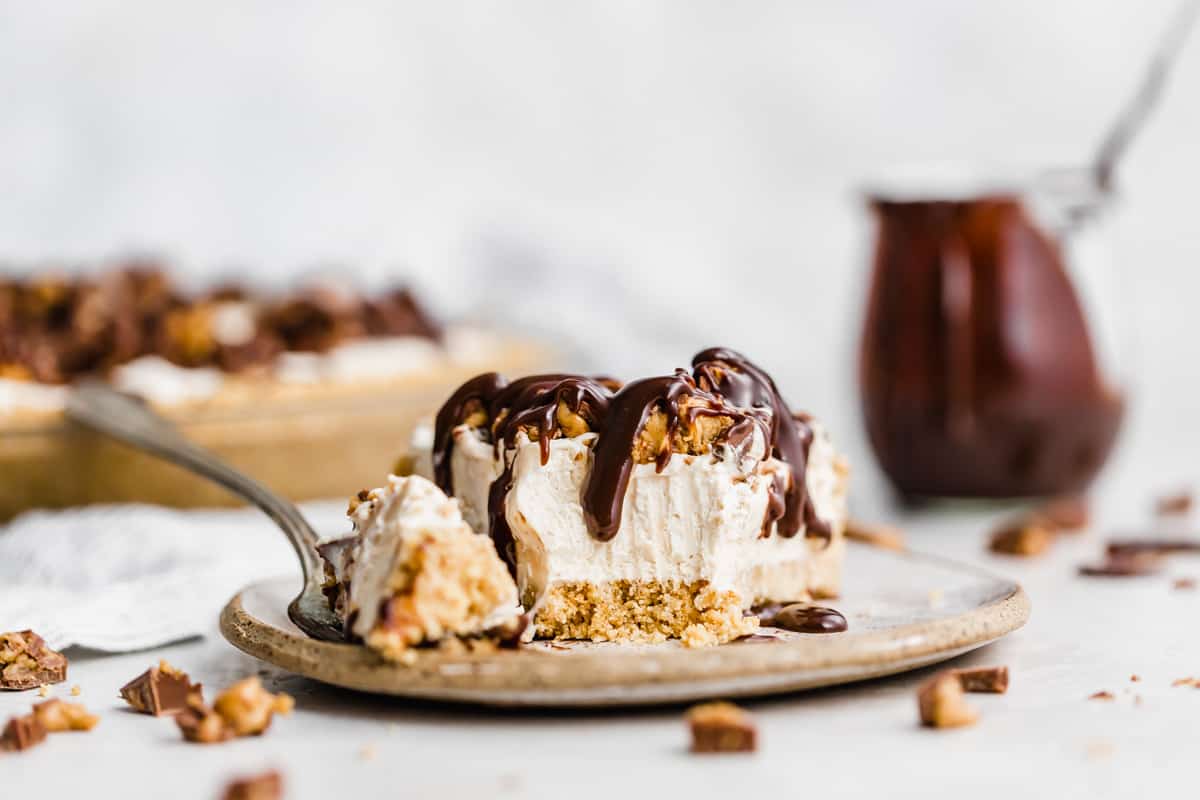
<box><xmin>858</xmin><ymin>166</ymin><xmax>1127</xmax><ymax>500</ymax></box>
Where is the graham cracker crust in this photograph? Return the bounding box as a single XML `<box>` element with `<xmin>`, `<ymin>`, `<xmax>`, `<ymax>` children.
<box><xmin>364</xmin><ymin>522</ymin><xmax>515</xmax><ymax>663</ymax></box>
<box><xmin>533</xmin><ymin>579</ymin><xmax>759</xmax><ymax>647</ymax></box>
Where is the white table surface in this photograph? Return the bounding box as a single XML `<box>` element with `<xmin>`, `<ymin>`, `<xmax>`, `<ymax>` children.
<box><xmin>4</xmin><ymin>467</ymin><xmax>1199</xmax><ymax>799</ymax></box>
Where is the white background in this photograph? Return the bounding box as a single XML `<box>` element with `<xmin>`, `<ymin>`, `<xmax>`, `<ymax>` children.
<box><xmin>2</xmin><ymin>3</ymin><xmax>1200</xmax><ymax>796</ymax></box>
<box><xmin>2</xmin><ymin>0</ymin><xmax>1198</xmax><ymax>497</ymax></box>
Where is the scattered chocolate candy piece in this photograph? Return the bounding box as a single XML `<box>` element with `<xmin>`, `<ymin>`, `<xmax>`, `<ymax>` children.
<box><xmin>0</xmin><ymin>713</ymin><xmax>47</xmax><ymax>752</ymax></box>
<box><xmin>0</xmin><ymin>630</ymin><xmax>67</xmax><ymax>691</ymax></box>
<box><xmin>989</xmin><ymin>519</ymin><xmax>1053</xmax><ymax>557</ymax></box>
<box><xmin>1089</xmin><ymin>690</ymin><xmax>1115</xmax><ymax>700</ymax></box>
<box><xmin>1173</xmin><ymin>577</ymin><xmax>1197</xmax><ymax>591</ymax></box>
<box><xmin>1171</xmin><ymin>677</ymin><xmax>1199</xmax><ymax>688</ymax></box>
<box><xmin>1156</xmin><ymin>489</ymin><xmax>1193</xmax><ymax>517</ymax></box>
<box><xmin>844</xmin><ymin>518</ymin><xmax>906</xmax><ymax>551</ymax></box>
<box><xmin>221</xmin><ymin>770</ymin><xmax>284</xmax><ymax>800</ymax></box>
<box><xmin>953</xmin><ymin>666</ymin><xmax>1009</xmax><ymax>694</ymax></box>
<box><xmin>1078</xmin><ymin>553</ymin><xmax>1164</xmax><ymax>577</ymax></box>
<box><xmin>1106</xmin><ymin>539</ymin><xmax>1200</xmax><ymax>558</ymax></box>
<box><xmin>1034</xmin><ymin>496</ymin><xmax>1090</xmax><ymax>531</ymax></box>
<box><xmin>32</xmin><ymin>699</ymin><xmax>99</xmax><ymax>732</ymax></box>
<box><xmin>686</xmin><ymin>702</ymin><xmax>757</xmax><ymax>753</ymax></box>
<box><xmin>119</xmin><ymin>660</ymin><xmax>201</xmax><ymax>716</ymax></box>
<box><xmin>917</xmin><ymin>671</ymin><xmax>978</xmax><ymax>728</ymax></box>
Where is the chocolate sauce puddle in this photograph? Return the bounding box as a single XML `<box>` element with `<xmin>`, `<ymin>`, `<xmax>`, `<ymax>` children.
<box><xmin>752</xmin><ymin>602</ymin><xmax>847</xmax><ymax>633</ymax></box>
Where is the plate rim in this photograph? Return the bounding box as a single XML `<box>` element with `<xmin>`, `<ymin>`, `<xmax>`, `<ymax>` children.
<box><xmin>219</xmin><ymin>548</ymin><xmax>1030</xmax><ymax>707</ymax></box>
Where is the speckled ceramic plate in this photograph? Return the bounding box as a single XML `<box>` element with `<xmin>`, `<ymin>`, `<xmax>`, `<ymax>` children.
<box><xmin>220</xmin><ymin>543</ymin><xmax>1029</xmax><ymax>708</ymax></box>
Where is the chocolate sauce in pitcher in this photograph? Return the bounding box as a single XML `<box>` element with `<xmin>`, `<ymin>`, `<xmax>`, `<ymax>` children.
<box><xmin>859</xmin><ymin>194</ymin><xmax>1124</xmax><ymax>499</ymax></box>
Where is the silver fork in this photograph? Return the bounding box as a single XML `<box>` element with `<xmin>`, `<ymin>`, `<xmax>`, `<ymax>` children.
<box><xmin>65</xmin><ymin>382</ymin><xmax>345</xmax><ymax>642</ymax></box>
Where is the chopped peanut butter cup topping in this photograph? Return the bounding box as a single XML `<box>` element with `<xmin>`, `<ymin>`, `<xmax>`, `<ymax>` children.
<box><xmin>0</xmin><ymin>266</ymin><xmax>439</xmax><ymax>384</ymax></box>
<box><xmin>176</xmin><ymin>677</ymin><xmax>292</xmax><ymax>744</ymax></box>
<box><xmin>0</xmin><ymin>630</ymin><xmax>67</xmax><ymax>691</ymax></box>
<box><xmin>119</xmin><ymin>660</ymin><xmax>201</xmax><ymax>716</ymax></box>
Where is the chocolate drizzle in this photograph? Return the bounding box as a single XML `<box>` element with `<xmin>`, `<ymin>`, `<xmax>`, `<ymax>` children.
<box><xmin>692</xmin><ymin>348</ymin><xmax>830</xmax><ymax>542</ymax></box>
<box><xmin>488</xmin><ymin>375</ymin><xmax>613</xmax><ymax>463</ymax></box>
<box><xmin>431</xmin><ymin>372</ymin><xmax>507</xmax><ymax>494</ymax></box>
<box><xmin>433</xmin><ymin>349</ymin><xmax>829</xmax><ymax>562</ymax></box>
<box><xmin>483</xmin><ymin>374</ymin><xmax>614</xmax><ymax>573</ymax></box>
<box><xmin>581</xmin><ymin>370</ymin><xmax>762</xmax><ymax>541</ymax></box>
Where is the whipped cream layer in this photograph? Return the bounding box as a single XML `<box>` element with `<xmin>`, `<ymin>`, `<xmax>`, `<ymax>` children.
<box><xmin>0</xmin><ymin>326</ymin><xmax>512</xmax><ymax>415</ymax></box>
<box><xmin>424</xmin><ymin>420</ymin><xmax>846</xmax><ymax>606</ymax></box>
<box><xmin>0</xmin><ymin>379</ymin><xmax>70</xmax><ymax>416</ymax></box>
<box><xmin>111</xmin><ymin>357</ymin><xmax>225</xmax><ymax>405</ymax></box>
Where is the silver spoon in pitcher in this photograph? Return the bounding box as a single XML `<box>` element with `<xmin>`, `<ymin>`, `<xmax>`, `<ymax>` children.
<box><xmin>1043</xmin><ymin>0</ymin><xmax>1199</xmax><ymax>222</ymax></box>
<box><xmin>66</xmin><ymin>382</ymin><xmax>345</xmax><ymax>642</ymax></box>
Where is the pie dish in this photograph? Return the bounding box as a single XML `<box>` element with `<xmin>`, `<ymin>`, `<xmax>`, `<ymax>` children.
<box><xmin>0</xmin><ymin>265</ymin><xmax>552</xmax><ymax>519</ymax></box>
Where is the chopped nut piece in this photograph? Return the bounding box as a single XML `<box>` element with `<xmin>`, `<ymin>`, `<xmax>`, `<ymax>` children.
<box><xmin>1156</xmin><ymin>489</ymin><xmax>1193</xmax><ymax>517</ymax></box>
<box><xmin>221</xmin><ymin>770</ymin><xmax>283</xmax><ymax>800</ymax></box>
<box><xmin>633</xmin><ymin>398</ymin><xmax>734</xmax><ymax>465</ymax></box>
<box><xmin>917</xmin><ymin>671</ymin><xmax>979</xmax><ymax>728</ymax></box>
<box><xmin>176</xmin><ymin>676</ymin><xmax>292</xmax><ymax>744</ymax></box>
<box><xmin>0</xmin><ymin>630</ymin><xmax>67</xmax><ymax>690</ymax></box>
<box><xmin>1034</xmin><ymin>496</ymin><xmax>1090</xmax><ymax>531</ymax></box>
<box><xmin>37</xmin><ymin>685</ymin><xmax>49</xmax><ymax>698</ymax></box>
<box><xmin>159</xmin><ymin>304</ymin><xmax>218</xmax><ymax>366</ymax></box>
<box><xmin>32</xmin><ymin>699</ymin><xmax>99</xmax><ymax>732</ymax></box>
<box><xmin>988</xmin><ymin>519</ymin><xmax>1053</xmax><ymax>557</ymax></box>
<box><xmin>120</xmin><ymin>660</ymin><xmax>200</xmax><ymax>716</ymax></box>
<box><xmin>176</xmin><ymin>698</ymin><xmax>235</xmax><ymax>744</ymax></box>
<box><xmin>212</xmin><ymin>677</ymin><xmax>294</xmax><ymax>737</ymax></box>
<box><xmin>1173</xmin><ymin>577</ymin><xmax>1197</xmax><ymax>591</ymax></box>
<box><xmin>1</xmin><ymin>713</ymin><xmax>47</xmax><ymax>752</ymax></box>
<box><xmin>0</xmin><ymin>363</ymin><xmax>33</xmax><ymax>381</ymax></box>
<box><xmin>1088</xmin><ymin>690</ymin><xmax>1115</xmax><ymax>700</ymax></box>
<box><xmin>954</xmin><ymin>666</ymin><xmax>1009</xmax><ymax>694</ymax></box>
<box><xmin>69</xmin><ymin>685</ymin><xmax>80</xmax><ymax>696</ymax></box>
<box><xmin>687</xmin><ymin>702</ymin><xmax>757</xmax><ymax>753</ymax></box>
<box><xmin>845</xmin><ymin>518</ymin><xmax>906</xmax><ymax>551</ymax></box>
<box><xmin>1171</xmin><ymin>677</ymin><xmax>1199</xmax><ymax>688</ymax></box>
<box><xmin>1130</xmin><ymin>674</ymin><xmax>1141</xmax><ymax>683</ymax></box>
<box><xmin>391</xmin><ymin>454</ymin><xmax>416</xmax><ymax>477</ymax></box>
<box><xmin>555</xmin><ymin>400</ymin><xmax>592</xmax><ymax>438</ymax></box>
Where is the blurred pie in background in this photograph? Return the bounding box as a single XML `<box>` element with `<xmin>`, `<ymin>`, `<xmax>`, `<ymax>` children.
<box><xmin>0</xmin><ymin>262</ymin><xmax>554</xmax><ymax>520</ymax></box>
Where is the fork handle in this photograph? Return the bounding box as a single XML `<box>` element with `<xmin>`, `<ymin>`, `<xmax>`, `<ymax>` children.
<box><xmin>65</xmin><ymin>382</ymin><xmax>323</xmax><ymax>584</ymax></box>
